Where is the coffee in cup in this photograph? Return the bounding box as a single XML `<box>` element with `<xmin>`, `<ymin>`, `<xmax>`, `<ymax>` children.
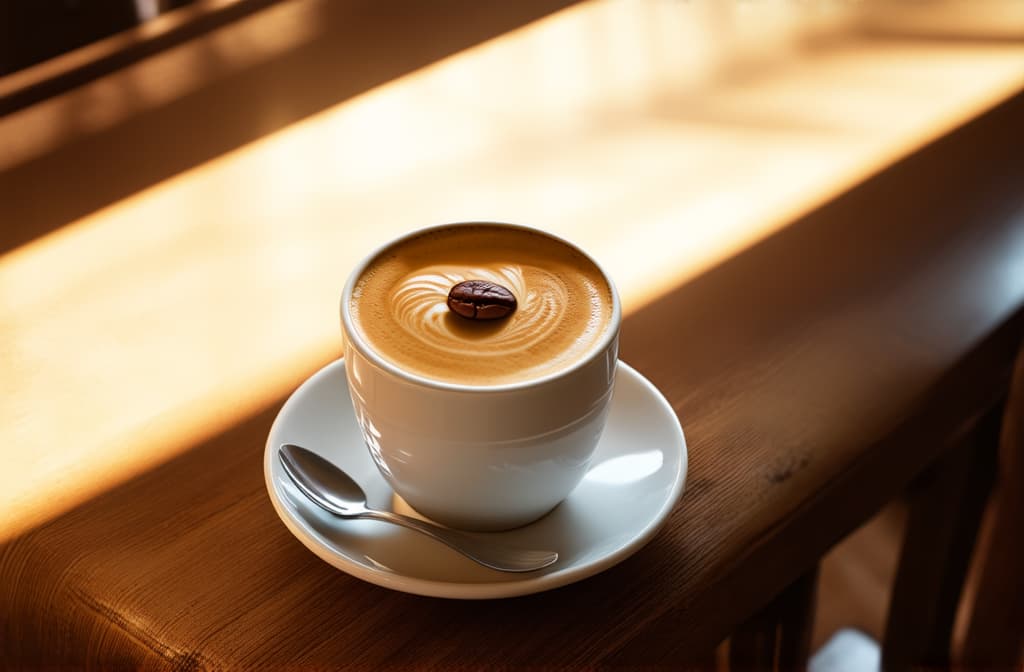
<box><xmin>348</xmin><ymin>224</ymin><xmax>615</xmax><ymax>386</ymax></box>
<box><xmin>341</xmin><ymin>222</ymin><xmax>621</xmax><ymax>531</ymax></box>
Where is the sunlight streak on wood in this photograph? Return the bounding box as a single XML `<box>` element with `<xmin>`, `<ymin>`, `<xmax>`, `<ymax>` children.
<box><xmin>2</xmin><ymin>0</ymin><xmax>1023</xmax><ymax>541</ymax></box>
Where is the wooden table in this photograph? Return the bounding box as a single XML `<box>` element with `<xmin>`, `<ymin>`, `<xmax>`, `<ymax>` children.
<box><xmin>3</xmin><ymin>2</ymin><xmax>1024</xmax><ymax>668</ymax></box>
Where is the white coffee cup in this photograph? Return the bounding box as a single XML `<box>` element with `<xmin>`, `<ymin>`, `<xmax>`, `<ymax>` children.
<box><xmin>340</xmin><ymin>223</ymin><xmax>621</xmax><ymax>531</ymax></box>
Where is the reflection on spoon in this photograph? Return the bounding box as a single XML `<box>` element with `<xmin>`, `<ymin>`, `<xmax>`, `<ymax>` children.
<box><xmin>278</xmin><ymin>444</ymin><xmax>558</xmax><ymax>573</ymax></box>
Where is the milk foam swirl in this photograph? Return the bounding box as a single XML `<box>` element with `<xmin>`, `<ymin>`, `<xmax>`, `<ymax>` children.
<box><xmin>391</xmin><ymin>265</ymin><xmax>572</xmax><ymax>357</ymax></box>
<box><xmin>349</xmin><ymin>225</ymin><xmax>614</xmax><ymax>385</ymax></box>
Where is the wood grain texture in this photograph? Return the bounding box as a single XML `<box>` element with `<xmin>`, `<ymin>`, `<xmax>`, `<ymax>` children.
<box><xmin>3</xmin><ymin>83</ymin><xmax>1022</xmax><ymax>669</ymax></box>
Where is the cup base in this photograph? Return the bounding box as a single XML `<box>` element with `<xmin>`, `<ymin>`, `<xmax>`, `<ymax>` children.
<box><xmin>392</xmin><ymin>493</ymin><xmax>559</xmax><ymax>533</ymax></box>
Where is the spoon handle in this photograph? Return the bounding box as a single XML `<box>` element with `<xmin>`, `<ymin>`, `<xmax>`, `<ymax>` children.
<box><xmin>359</xmin><ymin>509</ymin><xmax>558</xmax><ymax>573</ymax></box>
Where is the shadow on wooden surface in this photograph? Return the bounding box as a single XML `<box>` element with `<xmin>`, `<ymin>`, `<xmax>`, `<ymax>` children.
<box><xmin>0</xmin><ymin>0</ymin><xmax>578</xmax><ymax>256</ymax></box>
<box><xmin>0</xmin><ymin>0</ymin><xmax>279</xmax><ymax>111</ymax></box>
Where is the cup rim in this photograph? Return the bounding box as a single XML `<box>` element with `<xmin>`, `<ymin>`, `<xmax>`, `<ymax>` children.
<box><xmin>340</xmin><ymin>221</ymin><xmax>622</xmax><ymax>393</ymax></box>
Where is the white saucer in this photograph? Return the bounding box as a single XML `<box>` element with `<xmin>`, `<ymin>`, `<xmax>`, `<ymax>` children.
<box><xmin>264</xmin><ymin>359</ymin><xmax>687</xmax><ymax>599</ymax></box>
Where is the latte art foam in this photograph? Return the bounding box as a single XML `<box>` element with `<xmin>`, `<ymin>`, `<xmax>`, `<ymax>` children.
<box><xmin>349</xmin><ymin>226</ymin><xmax>614</xmax><ymax>386</ymax></box>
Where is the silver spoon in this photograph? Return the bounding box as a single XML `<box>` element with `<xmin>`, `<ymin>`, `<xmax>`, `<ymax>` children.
<box><xmin>278</xmin><ymin>444</ymin><xmax>558</xmax><ymax>573</ymax></box>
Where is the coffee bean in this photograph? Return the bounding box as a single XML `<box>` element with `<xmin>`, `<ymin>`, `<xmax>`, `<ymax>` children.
<box><xmin>447</xmin><ymin>280</ymin><xmax>517</xmax><ymax>320</ymax></box>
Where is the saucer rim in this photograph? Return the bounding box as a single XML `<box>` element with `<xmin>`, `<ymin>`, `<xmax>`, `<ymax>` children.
<box><xmin>263</xmin><ymin>358</ymin><xmax>687</xmax><ymax>599</ymax></box>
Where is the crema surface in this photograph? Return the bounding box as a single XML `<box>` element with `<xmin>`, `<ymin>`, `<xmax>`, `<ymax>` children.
<box><xmin>349</xmin><ymin>226</ymin><xmax>614</xmax><ymax>386</ymax></box>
